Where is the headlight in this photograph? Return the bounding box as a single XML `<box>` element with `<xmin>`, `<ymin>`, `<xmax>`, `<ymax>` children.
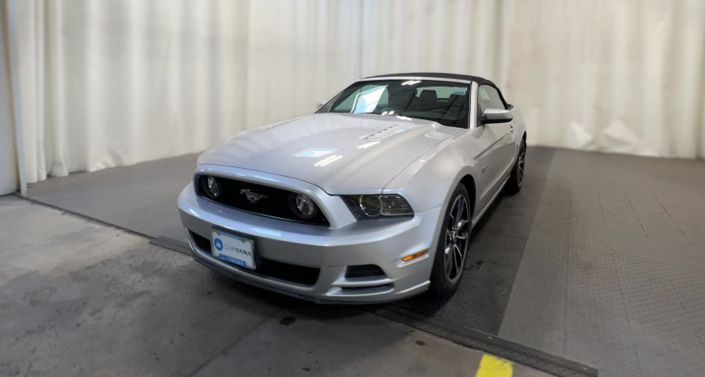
<box><xmin>289</xmin><ymin>193</ymin><xmax>319</xmax><ymax>220</ymax></box>
<box><xmin>359</xmin><ymin>195</ymin><xmax>382</xmax><ymax>217</ymax></box>
<box><xmin>343</xmin><ymin>194</ymin><xmax>413</xmax><ymax>219</ymax></box>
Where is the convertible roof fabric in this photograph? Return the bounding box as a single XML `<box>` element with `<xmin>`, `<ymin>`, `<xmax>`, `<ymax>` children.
<box><xmin>365</xmin><ymin>72</ymin><xmax>507</xmax><ymax>106</ymax></box>
<box><xmin>365</xmin><ymin>72</ymin><xmax>497</xmax><ymax>87</ymax></box>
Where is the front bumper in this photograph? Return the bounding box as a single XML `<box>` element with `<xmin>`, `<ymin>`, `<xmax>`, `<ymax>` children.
<box><xmin>178</xmin><ymin>181</ymin><xmax>442</xmax><ymax>303</ymax></box>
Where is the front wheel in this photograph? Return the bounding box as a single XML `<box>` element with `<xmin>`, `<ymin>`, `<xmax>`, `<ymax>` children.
<box><xmin>429</xmin><ymin>185</ymin><xmax>472</xmax><ymax>298</ymax></box>
<box><xmin>505</xmin><ymin>139</ymin><xmax>526</xmax><ymax>194</ymax></box>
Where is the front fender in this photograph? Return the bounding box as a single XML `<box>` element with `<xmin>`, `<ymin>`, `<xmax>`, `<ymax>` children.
<box><xmin>383</xmin><ymin>136</ymin><xmax>480</xmax><ymax>214</ymax></box>
<box><xmin>382</xmin><ymin>137</ymin><xmax>479</xmax><ymax>272</ymax></box>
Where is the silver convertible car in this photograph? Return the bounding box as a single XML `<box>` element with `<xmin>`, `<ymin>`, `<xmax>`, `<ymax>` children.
<box><xmin>178</xmin><ymin>72</ymin><xmax>527</xmax><ymax>303</ymax></box>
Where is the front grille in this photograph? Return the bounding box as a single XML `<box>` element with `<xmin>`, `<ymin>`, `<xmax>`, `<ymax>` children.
<box><xmin>257</xmin><ymin>259</ymin><xmax>319</xmax><ymax>286</ymax></box>
<box><xmin>195</xmin><ymin>175</ymin><xmax>329</xmax><ymax>226</ymax></box>
<box><xmin>189</xmin><ymin>231</ymin><xmax>320</xmax><ymax>286</ymax></box>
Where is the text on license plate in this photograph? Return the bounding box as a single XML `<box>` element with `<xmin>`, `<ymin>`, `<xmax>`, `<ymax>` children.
<box><xmin>211</xmin><ymin>230</ymin><xmax>256</xmax><ymax>270</ymax></box>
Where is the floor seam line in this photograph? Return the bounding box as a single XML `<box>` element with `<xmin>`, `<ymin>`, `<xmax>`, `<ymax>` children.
<box><xmin>15</xmin><ymin>193</ymin><xmax>190</xmax><ymax>256</ymax></box>
<box><xmin>370</xmin><ymin>308</ymin><xmax>597</xmax><ymax>377</ymax></box>
<box><xmin>16</xmin><ymin>194</ymin><xmax>155</xmax><ymax>240</ymax></box>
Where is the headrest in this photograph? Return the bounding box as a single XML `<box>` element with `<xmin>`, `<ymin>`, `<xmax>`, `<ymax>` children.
<box><xmin>419</xmin><ymin>90</ymin><xmax>437</xmax><ymax>102</ymax></box>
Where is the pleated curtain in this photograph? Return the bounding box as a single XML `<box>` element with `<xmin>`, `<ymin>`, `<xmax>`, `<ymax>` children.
<box><xmin>5</xmin><ymin>0</ymin><xmax>705</xmax><ymax>184</ymax></box>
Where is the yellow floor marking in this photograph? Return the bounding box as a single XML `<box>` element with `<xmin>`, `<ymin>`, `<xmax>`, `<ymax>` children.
<box><xmin>474</xmin><ymin>354</ymin><xmax>513</xmax><ymax>377</ymax></box>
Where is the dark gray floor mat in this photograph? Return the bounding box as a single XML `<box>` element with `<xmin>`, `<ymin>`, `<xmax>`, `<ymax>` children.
<box><xmin>499</xmin><ymin>150</ymin><xmax>705</xmax><ymax>377</ymax></box>
<box><xmin>26</xmin><ymin>153</ymin><xmax>197</xmax><ymax>243</ymax></box>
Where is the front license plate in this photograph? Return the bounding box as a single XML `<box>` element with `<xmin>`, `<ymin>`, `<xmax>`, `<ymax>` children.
<box><xmin>211</xmin><ymin>230</ymin><xmax>256</xmax><ymax>270</ymax></box>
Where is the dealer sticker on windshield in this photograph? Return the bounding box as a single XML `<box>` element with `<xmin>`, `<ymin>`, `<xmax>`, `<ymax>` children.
<box><xmin>211</xmin><ymin>230</ymin><xmax>256</xmax><ymax>270</ymax></box>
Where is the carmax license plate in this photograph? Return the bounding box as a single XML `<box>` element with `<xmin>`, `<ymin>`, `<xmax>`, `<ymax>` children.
<box><xmin>211</xmin><ymin>230</ymin><xmax>256</xmax><ymax>270</ymax></box>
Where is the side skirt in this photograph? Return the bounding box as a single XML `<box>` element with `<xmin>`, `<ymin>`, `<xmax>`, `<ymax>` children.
<box><xmin>471</xmin><ymin>174</ymin><xmax>509</xmax><ymax>229</ymax></box>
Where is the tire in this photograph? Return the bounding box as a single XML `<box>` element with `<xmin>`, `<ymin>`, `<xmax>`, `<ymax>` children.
<box><xmin>505</xmin><ymin>139</ymin><xmax>526</xmax><ymax>194</ymax></box>
<box><xmin>429</xmin><ymin>185</ymin><xmax>472</xmax><ymax>298</ymax></box>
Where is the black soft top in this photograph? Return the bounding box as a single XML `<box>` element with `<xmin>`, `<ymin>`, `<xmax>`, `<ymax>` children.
<box><xmin>363</xmin><ymin>72</ymin><xmax>508</xmax><ymax>105</ymax></box>
<box><xmin>364</xmin><ymin>72</ymin><xmax>497</xmax><ymax>87</ymax></box>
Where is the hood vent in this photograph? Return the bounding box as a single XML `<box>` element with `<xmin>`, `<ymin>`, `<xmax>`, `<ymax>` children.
<box><xmin>359</xmin><ymin>124</ymin><xmax>406</xmax><ymax>141</ymax></box>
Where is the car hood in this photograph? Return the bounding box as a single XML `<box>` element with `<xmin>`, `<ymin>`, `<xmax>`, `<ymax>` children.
<box><xmin>198</xmin><ymin>113</ymin><xmax>454</xmax><ymax>194</ymax></box>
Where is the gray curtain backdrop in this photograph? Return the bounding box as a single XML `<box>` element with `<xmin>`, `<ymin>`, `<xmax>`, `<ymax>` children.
<box><xmin>4</xmin><ymin>0</ymin><xmax>705</xmax><ymax>185</ymax></box>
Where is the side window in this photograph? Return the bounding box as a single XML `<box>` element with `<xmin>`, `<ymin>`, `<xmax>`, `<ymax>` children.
<box><xmin>477</xmin><ymin>85</ymin><xmax>505</xmax><ymax>113</ymax></box>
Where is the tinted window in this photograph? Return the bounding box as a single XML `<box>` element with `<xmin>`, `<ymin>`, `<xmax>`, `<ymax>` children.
<box><xmin>477</xmin><ymin>85</ymin><xmax>505</xmax><ymax>112</ymax></box>
<box><xmin>320</xmin><ymin>80</ymin><xmax>470</xmax><ymax>128</ymax></box>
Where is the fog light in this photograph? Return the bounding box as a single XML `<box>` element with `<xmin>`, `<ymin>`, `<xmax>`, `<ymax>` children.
<box><xmin>291</xmin><ymin>193</ymin><xmax>318</xmax><ymax>220</ymax></box>
<box><xmin>205</xmin><ymin>176</ymin><xmax>220</xmax><ymax>198</ymax></box>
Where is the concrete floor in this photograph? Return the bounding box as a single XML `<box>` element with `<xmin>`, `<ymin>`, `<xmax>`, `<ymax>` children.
<box><xmin>19</xmin><ymin>146</ymin><xmax>705</xmax><ymax>377</ymax></box>
<box><xmin>0</xmin><ymin>196</ymin><xmax>549</xmax><ymax>377</ymax></box>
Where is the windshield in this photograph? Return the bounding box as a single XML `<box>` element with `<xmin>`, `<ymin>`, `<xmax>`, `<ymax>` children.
<box><xmin>318</xmin><ymin>79</ymin><xmax>470</xmax><ymax>128</ymax></box>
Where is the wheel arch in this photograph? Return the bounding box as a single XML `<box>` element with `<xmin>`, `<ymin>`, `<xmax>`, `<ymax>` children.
<box><xmin>458</xmin><ymin>174</ymin><xmax>477</xmax><ymax>216</ymax></box>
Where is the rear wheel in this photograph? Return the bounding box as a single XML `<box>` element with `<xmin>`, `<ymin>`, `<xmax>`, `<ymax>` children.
<box><xmin>429</xmin><ymin>185</ymin><xmax>471</xmax><ymax>298</ymax></box>
<box><xmin>506</xmin><ymin>139</ymin><xmax>526</xmax><ymax>194</ymax></box>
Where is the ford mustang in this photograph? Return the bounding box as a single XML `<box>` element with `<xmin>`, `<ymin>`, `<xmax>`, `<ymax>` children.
<box><xmin>177</xmin><ymin>72</ymin><xmax>527</xmax><ymax>303</ymax></box>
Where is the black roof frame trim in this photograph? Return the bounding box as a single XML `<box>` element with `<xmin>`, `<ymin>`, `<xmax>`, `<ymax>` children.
<box><xmin>363</xmin><ymin>72</ymin><xmax>509</xmax><ymax>105</ymax></box>
<box><xmin>365</xmin><ymin>72</ymin><xmax>495</xmax><ymax>87</ymax></box>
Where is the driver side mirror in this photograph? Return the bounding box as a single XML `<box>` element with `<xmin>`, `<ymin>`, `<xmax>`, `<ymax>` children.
<box><xmin>481</xmin><ymin>109</ymin><xmax>513</xmax><ymax>125</ymax></box>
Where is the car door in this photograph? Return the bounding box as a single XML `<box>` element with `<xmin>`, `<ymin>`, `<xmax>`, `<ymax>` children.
<box><xmin>471</xmin><ymin>85</ymin><xmax>515</xmax><ymax>211</ymax></box>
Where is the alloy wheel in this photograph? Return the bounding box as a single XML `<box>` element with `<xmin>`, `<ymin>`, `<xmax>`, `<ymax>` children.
<box><xmin>444</xmin><ymin>194</ymin><xmax>470</xmax><ymax>283</ymax></box>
